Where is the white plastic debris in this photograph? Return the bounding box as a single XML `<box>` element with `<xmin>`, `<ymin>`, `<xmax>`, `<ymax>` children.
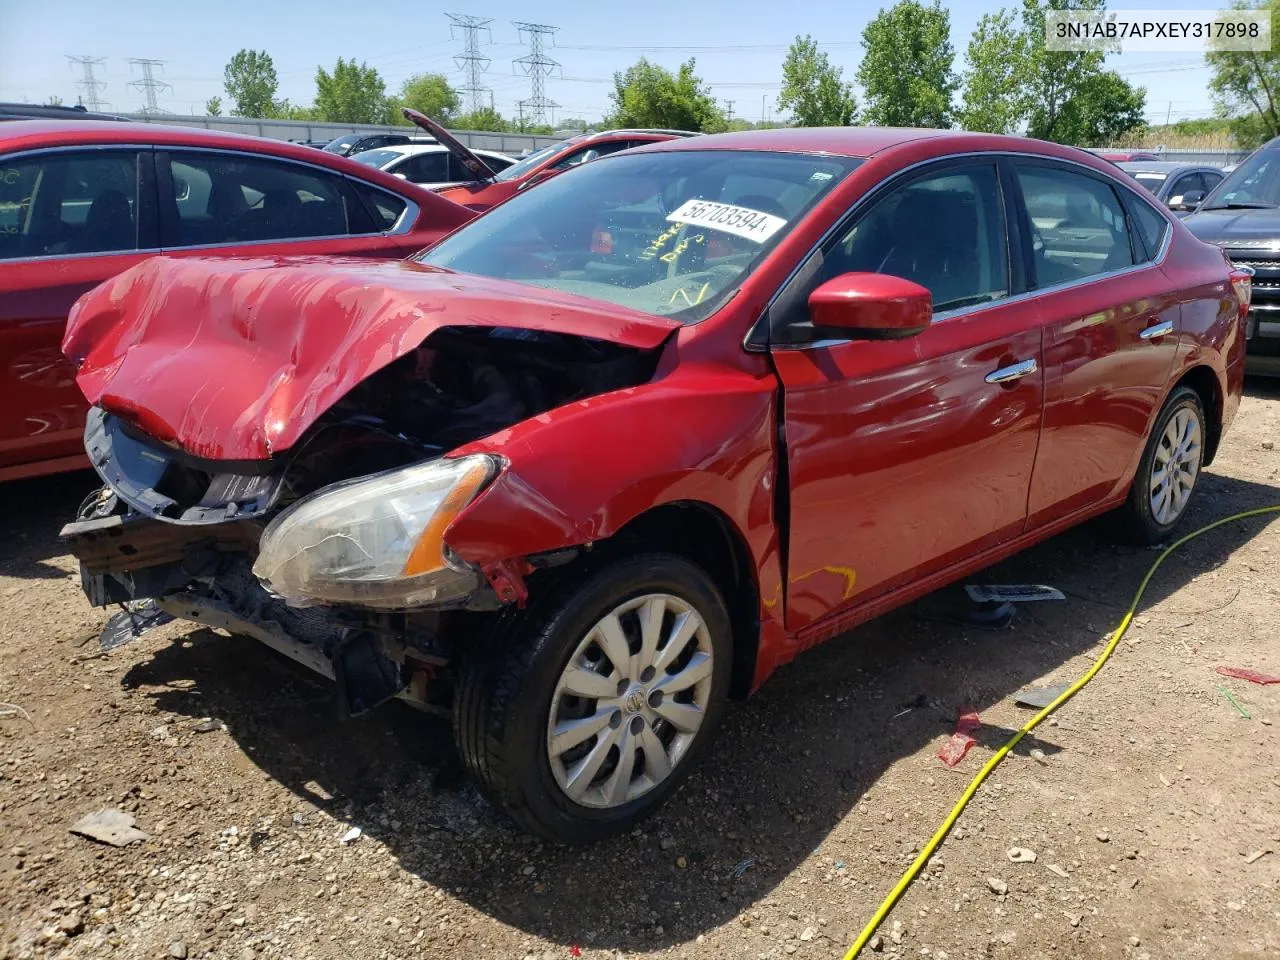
<box><xmin>69</xmin><ymin>809</ymin><xmax>150</xmax><ymax>847</ymax></box>
<box><xmin>340</xmin><ymin>826</ymin><xmax>363</xmax><ymax>845</ymax></box>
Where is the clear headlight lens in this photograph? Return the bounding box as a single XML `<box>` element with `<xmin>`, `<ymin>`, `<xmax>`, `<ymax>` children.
<box><xmin>252</xmin><ymin>455</ymin><xmax>498</xmax><ymax>609</ymax></box>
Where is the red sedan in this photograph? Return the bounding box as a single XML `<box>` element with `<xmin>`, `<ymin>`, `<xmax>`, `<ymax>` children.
<box><xmin>61</xmin><ymin>127</ymin><xmax>1248</xmax><ymax>841</ymax></box>
<box><xmin>0</xmin><ymin>120</ymin><xmax>474</xmax><ymax>482</ymax></box>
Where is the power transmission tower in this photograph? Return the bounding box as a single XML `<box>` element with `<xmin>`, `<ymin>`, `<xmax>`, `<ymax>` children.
<box><xmin>126</xmin><ymin>58</ymin><xmax>172</xmax><ymax>116</ymax></box>
<box><xmin>512</xmin><ymin>22</ymin><xmax>560</xmax><ymax>127</ymax></box>
<box><xmin>724</xmin><ymin>99</ymin><xmax>735</xmax><ymax>122</ymax></box>
<box><xmin>67</xmin><ymin>56</ymin><xmax>108</xmax><ymax>111</ymax></box>
<box><xmin>446</xmin><ymin>14</ymin><xmax>493</xmax><ymax>115</ymax></box>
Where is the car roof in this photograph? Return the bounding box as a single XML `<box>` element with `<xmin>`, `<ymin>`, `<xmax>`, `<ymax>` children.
<box><xmin>1118</xmin><ymin>161</ymin><xmax>1216</xmax><ymax>174</ymax></box>
<box><xmin>631</xmin><ymin>126</ymin><xmax>1080</xmax><ymax>160</ymax></box>
<box><xmin>378</xmin><ymin>142</ymin><xmax>509</xmax><ymax>159</ymax></box>
<box><xmin>0</xmin><ymin>119</ymin><xmax>462</xmax><ymax>200</ymax></box>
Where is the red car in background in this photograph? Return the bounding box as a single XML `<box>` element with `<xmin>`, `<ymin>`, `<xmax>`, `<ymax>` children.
<box><xmin>407</xmin><ymin>110</ymin><xmax>699</xmax><ymax>211</ymax></box>
<box><xmin>0</xmin><ymin>120</ymin><xmax>474</xmax><ymax>481</ymax></box>
<box><xmin>61</xmin><ymin>127</ymin><xmax>1248</xmax><ymax>840</ymax></box>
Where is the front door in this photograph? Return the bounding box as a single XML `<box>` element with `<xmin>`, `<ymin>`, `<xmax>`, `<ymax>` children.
<box><xmin>0</xmin><ymin>147</ymin><xmax>156</xmax><ymax>478</ymax></box>
<box><xmin>768</xmin><ymin>160</ymin><xmax>1044</xmax><ymax>631</ymax></box>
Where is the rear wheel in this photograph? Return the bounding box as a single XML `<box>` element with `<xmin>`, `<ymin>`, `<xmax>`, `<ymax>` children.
<box><xmin>453</xmin><ymin>553</ymin><xmax>732</xmax><ymax>842</ymax></box>
<box><xmin>1120</xmin><ymin>386</ymin><xmax>1206</xmax><ymax>544</ymax></box>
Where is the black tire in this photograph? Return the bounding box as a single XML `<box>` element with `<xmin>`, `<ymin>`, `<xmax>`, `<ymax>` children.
<box><xmin>453</xmin><ymin>553</ymin><xmax>732</xmax><ymax>842</ymax></box>
<box><xmin>1120</xmin><ymin>385</ymin><xmax>1207</xmax><ymax>545</ymax></box>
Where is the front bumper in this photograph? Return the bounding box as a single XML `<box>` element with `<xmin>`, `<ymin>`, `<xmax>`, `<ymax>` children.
<box><xmin>61</xmin><ymin>507</ymin><xmax>449</xmax><ymax>718</ymax></box>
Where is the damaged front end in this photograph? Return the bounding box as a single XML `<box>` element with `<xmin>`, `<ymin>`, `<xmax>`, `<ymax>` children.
<box><xmin>62</xmin><ymin>307</ymin><xmax>666</xmax><ymax>718</ymax></box>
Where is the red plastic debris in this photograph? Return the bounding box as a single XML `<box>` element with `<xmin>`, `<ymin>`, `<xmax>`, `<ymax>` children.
<box><xmin>938</xmin><ymin>707</ymin><xmax>980</xmax><ymax>768</ymax></box>
<box><xmin>570</xmin><ymin>947</ymin><xmax>582</xmax><ymax>958</ymax></box>
<box><xmin>1216</xmin><ymin>666</ymin><xmax>1280</xmax><ymax>685</ymax></box>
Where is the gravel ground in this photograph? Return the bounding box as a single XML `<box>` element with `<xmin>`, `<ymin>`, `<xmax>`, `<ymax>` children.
<box><xmin>2</xmin><ymin>383</ymin><xmax>1279</xmax><ymax>960</ymax></box>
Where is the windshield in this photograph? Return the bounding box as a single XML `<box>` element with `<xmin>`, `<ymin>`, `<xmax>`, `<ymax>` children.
<box><xmin>492</xmin><ymin>143</ymin><xmax>569</xmax><ymax>182</ymax></box>
<box><xmin>351</xmin><ymin>148</ymin><xmax>402</xmax><ymax>169</ymax></box>
<box><xmin>418</xmin><ymin>150</ymin><xmax>858</xmax><ymax>324</ymax></box>
<box><xmin>323</xmin><ymin>136</ymin><xmax>358</xmax><ymax>154</ymax></box>
<box><xmin>1131</xmin><ymin>172</ymin><xmax>1167</xmax><ymax>194</ymax></box>
<box><xmin>1203</xmin><ymin>148</ymin><xmax>1280</xmax><ymax>208</ymax></box>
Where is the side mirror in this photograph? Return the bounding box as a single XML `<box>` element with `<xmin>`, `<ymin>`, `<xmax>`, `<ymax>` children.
<box><xmin>518</xmin><ymin>168</ymin><xmax>560</xmax><ymax>192</ymax></box>
<box><xmin>807</xmin><ymin>272</ymin><xmax>932</xmax><ymax>340</ymax></box>
<box><xmin>1169</xmin><ymin>189</ymin><xmax>1205</xmax><ymax>211</ymax></box>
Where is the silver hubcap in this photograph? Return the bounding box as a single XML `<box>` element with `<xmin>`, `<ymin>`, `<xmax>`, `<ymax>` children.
<box><xmin>546</xmin><ymin>593</ymin><xmax>713</xmax><ymax>809</ymax></box>
<box><xmin>1150</xmin><ymin>406</ymin><xmax>1201</xmax><ymax>525</ymax></box>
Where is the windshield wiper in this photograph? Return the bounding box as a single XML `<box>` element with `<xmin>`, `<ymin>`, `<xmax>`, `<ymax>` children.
<box><xmin>1206</xmin><ymin>201</ymin><xmax>1279</xmax><ymax>210</ymax></box>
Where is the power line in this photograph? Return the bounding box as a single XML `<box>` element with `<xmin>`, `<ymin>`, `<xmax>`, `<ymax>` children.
<box><xmin>447</xmin><ymin>13</ymin><xmax>493</xmax><ymax>114</ymax></box>
<box><xmin>513</xmin><ymin>21</ymin><xmax>560</xmax><ymax>127</ymax></box>
<box><xmin>126</xmin><ymin>58</ymin><xmax>172</xmax><ymax>115</ymax></box>
<box><xmin>66</xmin><ymin>56</ymin><xmax>107</xmax><ymax>111</ymax></box>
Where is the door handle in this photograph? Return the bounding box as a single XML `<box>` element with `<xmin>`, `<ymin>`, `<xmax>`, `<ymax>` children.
<box><xmin>985</xmin><ymin>358</ymin><xmax>1038</xmax><ymax>384</ymax></box>
<box><xmin>1139</xmin><ymin>320</ymin><xmax>1175</xmax><ymax>340</ymax></box>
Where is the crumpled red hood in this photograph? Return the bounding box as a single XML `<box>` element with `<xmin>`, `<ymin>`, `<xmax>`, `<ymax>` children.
<box><xmin>64</xmin><ymin>256</ymin><xmax>678</xmax><ymax>461</ymax></box>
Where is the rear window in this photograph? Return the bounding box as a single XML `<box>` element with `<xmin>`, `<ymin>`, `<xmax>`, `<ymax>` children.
<box><xmin>1131</xmin><ymin>172</ymin><xmax>1167</xmax><ymax>194</ymax></box>
<box><xmin>351</xmin><ymin>149</ymin><xmax>402</xmax><ymax>169</ymax></box>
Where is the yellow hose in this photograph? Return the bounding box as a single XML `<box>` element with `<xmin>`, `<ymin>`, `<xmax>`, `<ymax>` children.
<box><xmin>841</xmin><ymin>504</ymin><xmax>1280</xmax><ymax>959</ymax></box>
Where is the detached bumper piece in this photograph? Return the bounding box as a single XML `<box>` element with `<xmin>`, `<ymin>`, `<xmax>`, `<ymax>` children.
<box><xmin>60</xmin><ymin>509</ymin><xmax>438</xmax><ymax>719</ymax></box>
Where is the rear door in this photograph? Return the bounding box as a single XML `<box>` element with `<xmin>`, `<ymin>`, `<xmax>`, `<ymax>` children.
<box><xmin>768</xmin><ymin>159</ymin><xmax>1045</xmax><ymax>631</ymax></box>
<box><xmin>0</xmin><ymin>146</ymin><xmax>157</xmax><ymax>478</ymax></box>
<box><xmin>1012</xmin><ymin>160</ymin><xmax>1180</xmax><ymax>528</ymax></box>
<box><xmin>154</xmin><ymin>148</ymin><xmax>421</xmax><ymax>259</ymax></box>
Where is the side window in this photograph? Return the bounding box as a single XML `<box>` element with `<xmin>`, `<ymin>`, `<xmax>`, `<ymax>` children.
<box><xmin>348</xmin><ymin>182</ymin><xmax>408</xmax><ymax>231</ymax></box>
<box><xmin>816</xmin><ymin>164</ymin><xmax>1010</xmax><ymax>314</ymax></box>
<box><xmin>1169</xmin><ymin>173</ymin><xmax>1204</xmax><ymax>201</ymax></box>
<box><xmin>1123</xmin><ymin>191</ymin><xmax>1170</xmax><ymax>263</ymax></box>
<box><xmin>163</xmin><ymin>152</ymin><xmax>352</xmax><ymax>247</ymax></box>
<box><xmin>550</xmin><ymin>141</ymin><xmax>632</xmax><ymax>172</ymax></box>
<box><xmin>1015</xmin><ymin>165</ymin><xmax>1133</xmax><ymax>287</ymax></box>
<box><xmin>0</xmin><ymin>151</ymin><xmax>140</xmax><ymax>260</ymax></box>
<box><xmin>1203</xmin><ymin>171</ymin><xmax>1224</xmax><ymax>193</ymax></box>
<box><xmin>398</xmin><ymin>152</ymin><xmax>449</xmax><ymax>184</ymax></box>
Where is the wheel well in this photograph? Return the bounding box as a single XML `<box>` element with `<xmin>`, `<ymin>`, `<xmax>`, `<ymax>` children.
<box><xmin>1174</xmin><ymin>365</ymin><xmax>1222</xmax><ymax>465</ymax></box>
<box><xmin>607</xmin><ymin>502</ymin><xmax>761</xmax><ymax>700</ymax></box>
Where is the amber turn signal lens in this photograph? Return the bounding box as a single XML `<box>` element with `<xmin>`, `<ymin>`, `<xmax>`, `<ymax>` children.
<box><xmin>401</xmin><ymin>459</ymin><xmax>493</xmax><ymax>576</ymax></box>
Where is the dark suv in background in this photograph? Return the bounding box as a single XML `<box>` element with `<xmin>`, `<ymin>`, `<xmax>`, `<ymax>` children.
<box><xmin>1184</xmin><ymin>138</ymin><xmax>1280</xmax><ymax>376</ymax></box>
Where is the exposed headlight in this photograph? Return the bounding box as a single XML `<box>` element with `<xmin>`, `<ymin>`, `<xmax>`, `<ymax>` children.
<box><xmin>253</xmin><ymin>455</ymin><xmax>498</xmax><ymax>609</ymax></box>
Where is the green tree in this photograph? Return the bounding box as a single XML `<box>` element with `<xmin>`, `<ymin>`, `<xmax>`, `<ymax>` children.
<box><xmin>958</xmin><ymin>10</ymin><xmax>1028</xmax><ymax>133</ymax></box>
<box><xmin>1021</xmin><ymin>0</ymin><xmax>1108</xmax><ymax>142</ymax></box>
<box><xmin>314</xmin><ymin>58</ymin><xmax>388</xmax><ymax>124</ymax></box>
<box><xmin>777</xmin><ymin>34</ymin><xmax>858</xmax><ymax>126</ymax></box>
<box><xmin>205</xmin><ymin>96</ymin><xmax>222</xmax><ymax>117</ymax></box>
<box><xmin>1054</xmin><ymin>70</ymin><xmax>1147</xmax><ymax>145</ymax></box>
<box><xmin>46</xmin><ymin>95</ymin><xmax>64</xmax><ymax>106</ymax></box>
<box><xmin>453</xmin><ymin>107</ymin><xmax>510</xmax><ymax>131</ymax></box>
<box><xmin>1208</xmin><ymin>0</ymin><xmax>1280</xmax><ymax>148</ymax></box>
<box><xmin>391</xmin><ymin>73</ymin><xmax>460</xmax><ymax>125</ymax></box>
<box><xmin>858</xmin><ymin>1</ymin><xmax>958</xmax><ymax>128</ymax></box>
<box><xmin>605</xmin><ymin>58</ymin><xmax>726</xmax><ymax>132</ymax></box>
<box><xmin>223</xmin><ymin>49</ymin><xmax>279</xmax><ymax>118</ymax></box>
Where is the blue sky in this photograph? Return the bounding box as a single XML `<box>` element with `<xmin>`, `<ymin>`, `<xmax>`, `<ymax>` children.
<box><xmin>0</xmin><ymin>0</ymin><xmax>1220</xmax><ymax>126</ymax></box>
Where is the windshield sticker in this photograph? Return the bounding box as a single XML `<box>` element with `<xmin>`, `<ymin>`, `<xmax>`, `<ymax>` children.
<box><xmin>666</xmin><ymin>199</ymin><xmax>786</xmax><ymax>243</ymax></box>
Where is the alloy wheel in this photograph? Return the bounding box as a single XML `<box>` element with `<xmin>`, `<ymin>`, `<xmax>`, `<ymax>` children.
<box><xmin>546</xmin><ymin>593</ymin><xmax>714</xmax><ymax>809</ymax></box>
<box><xmin>1149</xmin><ymin>406</ymin><xmax>1201</xmax><ymax>525</ymax></box>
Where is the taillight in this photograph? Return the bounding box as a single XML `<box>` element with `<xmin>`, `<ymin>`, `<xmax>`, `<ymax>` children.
<box><xmin>1230</xmin><ymin>265</ymin><xmax>1253</xmax><ymax>320</ymax></box>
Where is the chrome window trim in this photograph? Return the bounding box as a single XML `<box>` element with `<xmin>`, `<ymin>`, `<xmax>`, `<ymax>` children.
<box><xmin>0</xmin><ymin>142</ymin><xmax>421</xmax><ymax>264</ymax></box>
<box><xmin>0</xmin><ymin>143</ymin><xmax>151</xmax><ymax>265</ymax></box>
<box><xmin>749</xmin><ymin>149</ymin><xmax>1175</xmax><ymax>353</ymax></box>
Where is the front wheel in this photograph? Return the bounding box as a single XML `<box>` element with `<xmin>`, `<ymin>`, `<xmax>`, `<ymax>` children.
<box><xmin>453</xmin><ymin>553</ymin><xmax>732</xmax><ymax>842</ymax></box>
<box><xmin>1119</xmin><ymin>385</ymin><xmax>1206</xmax><ymax>544</ymax></box>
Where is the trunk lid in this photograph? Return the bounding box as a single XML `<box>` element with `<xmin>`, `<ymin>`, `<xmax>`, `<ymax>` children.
<box><xmin>402</xmin><ymin>108</ymin><xmax>496</xmax><ymax>181</ymax></box>
<box><xmin>64</xmin><ymin>255</ymin><xmax>679</xmax><ymax>461</ymax></box>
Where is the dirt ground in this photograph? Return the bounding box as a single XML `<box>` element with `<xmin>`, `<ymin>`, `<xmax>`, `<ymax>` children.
<box><xmin>2</xmin><ymin>384</ymin><xmax>1279</xmax><ymax>960</ymax></box>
